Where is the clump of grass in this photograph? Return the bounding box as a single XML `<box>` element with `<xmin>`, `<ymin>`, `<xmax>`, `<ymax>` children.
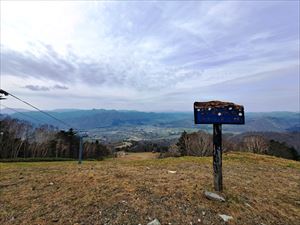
<box><xmin>286</xmin><ymin>163</ymin><xmax>296</xmax><ymax>168</ymax></box>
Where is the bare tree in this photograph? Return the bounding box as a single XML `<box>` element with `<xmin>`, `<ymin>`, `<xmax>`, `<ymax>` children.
<box><xmin>243</xmin><ymin>135</ymin><xmax>269</xmax><ymax>154</ymax></box>
<box><xmin>177</xmin><ymin>131</ymin><xmax>213</xmax><ymax>156</ymax></box>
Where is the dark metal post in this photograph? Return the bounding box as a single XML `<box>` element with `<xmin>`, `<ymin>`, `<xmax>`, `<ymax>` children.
<box><xmin>213</xmin><ymin>124</ymin><xmax>222</xmax><ymax>191</ymax></box>
<box><xmin>78</xmin><ymin>136</ymin><xmax>83</xmax><ymax>164</ymax></box>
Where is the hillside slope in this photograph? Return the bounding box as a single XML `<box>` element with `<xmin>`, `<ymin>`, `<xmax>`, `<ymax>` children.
<box><xmin>1</xmin><ymin>152</ymin><xmax>299</xmax><ymax>225</ymax></box>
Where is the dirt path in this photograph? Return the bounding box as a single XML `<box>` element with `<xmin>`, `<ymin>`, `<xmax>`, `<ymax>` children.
<box><xmin>115</xmin><ymin>152</ymin><xmax>159</xmax><ymax>161</ymax></box>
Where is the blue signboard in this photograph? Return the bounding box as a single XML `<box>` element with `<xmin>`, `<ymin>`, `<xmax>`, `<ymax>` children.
<box><xmin>194</xmin><ymin>101</ymin><xmax>245</xmax><ymax>124</ymax></box>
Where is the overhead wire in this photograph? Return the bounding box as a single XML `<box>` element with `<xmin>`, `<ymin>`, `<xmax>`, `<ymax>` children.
<box><xmin>0</xmin><ymin>89</ymin><xmax>78</xmax><ymax>131</ymax></box>
<box><xmin>1</xmin><ymin>89</ymin><xmax>88</xmax><ymax>164</ymax></box>
<box><xmin>0</xmin><ymin>103</ymin><xmax>46</xmax><ymax>124</ymax></box>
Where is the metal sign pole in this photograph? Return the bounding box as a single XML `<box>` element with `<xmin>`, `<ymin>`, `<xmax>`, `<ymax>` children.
<box><xmin>78</xmin><ymin>136</ymin><xmax>83</xmax><ymax>164</ymax></box>
<box><xmin>213</xmin><ymin>124</ymin><xmax>222</xmax><ymax>191</ymax></box>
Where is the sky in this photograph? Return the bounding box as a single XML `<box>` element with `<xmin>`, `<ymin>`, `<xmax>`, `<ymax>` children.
<box><xmin>0</xmin><ymin>1</ymin><xmax>299</xmax><ymax>112</ymax></box>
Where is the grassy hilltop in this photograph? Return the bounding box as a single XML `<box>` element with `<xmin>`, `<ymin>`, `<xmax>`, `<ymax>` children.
<box><xmin>0</xmin><ymin>152</ymin><xmax>300</xmax><ymax>225</ymax></box>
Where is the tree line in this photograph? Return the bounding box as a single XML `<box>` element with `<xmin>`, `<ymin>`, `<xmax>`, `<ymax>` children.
<box><xmin>1</xmin><ymin>116</ymin><xmax>298</xmax><ymax>161</ymax></box>
<box><xmin>0</xmin><ymin>117</ymin><xmax>110</xmax><ymax>161</ymax></box>
<box><xmin>166</xmin><ymin>131</ymin><xmax>299</xmax><ymax>160</ymax></box>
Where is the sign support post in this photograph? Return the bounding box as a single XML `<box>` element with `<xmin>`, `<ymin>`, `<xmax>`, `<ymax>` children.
<box><xmin>213</xmin><ymin>124</ymin><xmax>222</xmax><ymax>191</ymax></box>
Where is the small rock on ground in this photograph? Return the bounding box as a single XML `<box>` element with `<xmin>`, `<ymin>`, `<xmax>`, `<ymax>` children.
<box><xmin>219</xmin><ymin>214</ymin><xmax>233</xmax><ymax>222</ymax></box>
<box><xmin>204</xmin><ymin>191</ymin><xmax>225</xmax><ymax>202</ymax></box>
<box><xmin>147</xmin><ymin>218</ymin><xmax>161</xmax><ymax>225</ymax></box>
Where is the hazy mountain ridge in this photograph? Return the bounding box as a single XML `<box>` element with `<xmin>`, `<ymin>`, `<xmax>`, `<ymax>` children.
<box><xmin>2</xmin><ymin>108</ymin><xmax>299</xmax><ymax>132</ymax></box>
<box><xmin>0</xmin><ymin>108</ymin><xmax>30</xmax><ymax>115</ymax></box>
<box><xmin>1</xmin><ymin>108</ymin><xmax>299</xmax><ymax>133</ymax></box>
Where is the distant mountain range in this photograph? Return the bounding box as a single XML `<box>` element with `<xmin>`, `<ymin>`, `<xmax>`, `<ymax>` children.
<box><xmin>1</xmin><ymin>108</ymin><xmax>299</xmax><ymax>133</ymax></box>
<box><xmin>0</xmin><ymin>108</ymin><xmax>30</xmax><ymax>115</ymax></box>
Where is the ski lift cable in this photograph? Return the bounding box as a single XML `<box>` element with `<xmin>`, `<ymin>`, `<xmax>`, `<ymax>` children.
<box><xmin>0</xmin><ymin>89</ymin><xmax>81</xmax><ymax>132</ymax></box>
<box><xmin>0</xmin><ymin>103</ymin><xmax>46</xmax><ymax>124</ymax></box>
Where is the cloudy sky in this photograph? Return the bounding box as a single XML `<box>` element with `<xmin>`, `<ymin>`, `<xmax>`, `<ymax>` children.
<box><xmin>1</xmin><ymin>1</ymin><xmax>299</xmax><ymax>112</ymax></box>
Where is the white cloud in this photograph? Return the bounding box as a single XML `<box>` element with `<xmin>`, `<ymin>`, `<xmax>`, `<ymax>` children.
<box><xmin>1</xmin><ymin>1</ymin><xmax>299</xmax><ymax>111</ymax></box>
<box><xmin>1</xmin><ymin>1</ymin><xmax>82</xmax><ymax>55</ymax></box>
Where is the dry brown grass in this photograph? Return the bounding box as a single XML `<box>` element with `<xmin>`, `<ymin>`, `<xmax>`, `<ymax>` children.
<box><xmin>0</xmin><ymin>152</ymin><xmax>299</xmax><ymax>225</ymax></box>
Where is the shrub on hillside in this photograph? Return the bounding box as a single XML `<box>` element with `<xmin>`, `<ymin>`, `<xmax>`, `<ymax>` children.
<box><xmin>159</xmin><ymin>144</ymin><xmax>181</xmax><ymax>158</ymax></box>
<box><xmin>268</xmin><ymin>140</ymin><xmax>299</xmax><ymax>160</ymax></box>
